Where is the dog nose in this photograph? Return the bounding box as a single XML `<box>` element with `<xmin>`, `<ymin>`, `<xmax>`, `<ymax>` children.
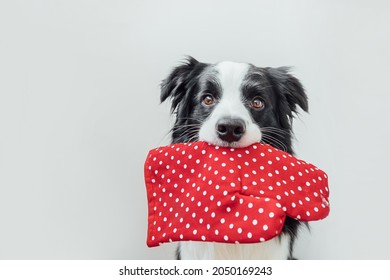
<box><xmin>216</xmin><ymin>118</ymin><xmax>246</xmax><ymax>143</ymax></box>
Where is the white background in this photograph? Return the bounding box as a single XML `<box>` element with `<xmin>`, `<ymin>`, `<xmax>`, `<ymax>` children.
<box><xmin>1</xmin><ymin>0</ymin><xmax>389</xmax><ymax>259</ymax></box>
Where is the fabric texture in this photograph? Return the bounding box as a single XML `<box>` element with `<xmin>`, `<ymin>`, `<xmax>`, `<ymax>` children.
<box><xmin>144</xmin><ymin>141</ymin><xmax>330</xmax><ymax>247</ymax></box>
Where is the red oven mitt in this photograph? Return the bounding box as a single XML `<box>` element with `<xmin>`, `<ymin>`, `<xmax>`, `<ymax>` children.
<box><xmin>144</xmin><ymin>142</ymin><xmax>329</xmax><ymax>247</ymax></box>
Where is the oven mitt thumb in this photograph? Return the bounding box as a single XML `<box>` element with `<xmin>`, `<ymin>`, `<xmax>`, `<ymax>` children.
<box><xmin>144</xmin><ymin>141</ymin><xmax>330</xmax><ymax>247</ymax></box>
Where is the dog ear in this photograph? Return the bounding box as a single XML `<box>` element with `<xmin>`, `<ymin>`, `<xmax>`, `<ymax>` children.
<box><xmin>160</xmin><ymin>56</ymin><xmax>199</xmax><ymax>114</ymax></box>
<box><xmin>267</xmin><ymin>67</ymin><xmax>308</xmax><ymax>113</ymax></box>
<box><xmin>266</xmin><ymin>67</ymin><xmax>308</xmax><ymax>128</ymax></box>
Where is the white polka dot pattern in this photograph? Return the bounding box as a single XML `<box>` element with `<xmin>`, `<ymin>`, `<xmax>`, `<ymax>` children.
<box><xmin>144</xmin><ymin>142</ymin><xmax>330</xmax><ymax>247</ymax></box>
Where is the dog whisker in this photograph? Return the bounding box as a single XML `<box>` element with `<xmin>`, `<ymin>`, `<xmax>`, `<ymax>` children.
<box><xmin>173</xmin><ymin>124</ymin><xmax>202</xmax><ymax>129</ymax></box>
<box><xmin>182</xmin><ymin>131</ymin><xmax>199</xmax><ymax>143</ymax></box>
<box><xmin>174</xmin><ymin>124</ymin><xmax>201</xmax><ymax>134</ymax></box>
<box><xmin>261</xmin><ymin>129</ymin><xmax>288</xmax><ymax>136</ymax></box>
<box><xmin>261</xmin><ymin>134</ymin><xmax>288</xmax><ymax>152</ymax></box>
<box><xmin>174</xmin><ymin>127</ymin><xmax>200</xmax><ymax>142</ymax></box>
<box><xmin>176</xmin><ymin>117</ymin><xmax>203</xmax><ymax>122</ymax></box>
<box><xmin>186</xmin><ymin>135</ymin><xmax>199</xmax><ymax>143</ymax></box>
<box><xmin>169</xmin><ymin>124</ymin><xmax>201</xmax><ymax>140</ymax></box>
<box><xmin>261</xmin><ymin>127</ymin><xmax>290</xmax><ymax>136</ymax></box>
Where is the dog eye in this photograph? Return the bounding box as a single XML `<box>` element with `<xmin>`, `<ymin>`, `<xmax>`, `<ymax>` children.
<box><xmin>202</xmin><ymin>94</ymin><xmax>216</xmax><ymax>106</ymax></box>
<box><xmin>249</xmin><ymin>97</ymin><xmax>265</xmax><ymax>110</ymax></box>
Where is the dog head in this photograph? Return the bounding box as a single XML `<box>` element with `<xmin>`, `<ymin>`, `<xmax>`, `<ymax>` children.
<box><xmin>161</xmin><ymin>57</ymin><xmax>308</xmax><ymax>153</ymax></box>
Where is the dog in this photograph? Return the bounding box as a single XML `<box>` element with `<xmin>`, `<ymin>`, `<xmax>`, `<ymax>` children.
<box><xmin>160</xmin><ymin>56</ymin><xmax>308</xmax><ymax>259</ymax></box>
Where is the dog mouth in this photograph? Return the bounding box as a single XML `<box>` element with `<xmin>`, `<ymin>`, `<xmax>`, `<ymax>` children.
<box><xmin>199</xmin><ymin>133</ymin><xmax>261</xmax><ymax>148</ymax></box>
<box><xmin>201</xmin><ymin>135</ymin><xmax>261</xmax><ymax>148</ymax></box>
<box><xmin>205</xmin><ymin>138</ymin><xmax>243</xmax><ymax>148</ymax></box>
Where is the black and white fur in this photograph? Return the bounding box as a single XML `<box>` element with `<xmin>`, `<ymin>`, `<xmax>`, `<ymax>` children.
<box><xmin>161</xmin><ymin>57</ymin><xmax>308</xmax><ymax>259</ymax></box>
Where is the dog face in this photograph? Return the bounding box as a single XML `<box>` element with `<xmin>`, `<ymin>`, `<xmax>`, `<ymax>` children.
<box><xmin>161</xmin><ymin>57</ymin><xmax>308</xmax><ymax>153</ymax></box>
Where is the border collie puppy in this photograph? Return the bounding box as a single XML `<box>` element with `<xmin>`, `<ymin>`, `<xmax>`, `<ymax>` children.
<box><xmin>160</xmin><ymin>57</ymin><xmax>308</xmax><ymax>260</ymax></box>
